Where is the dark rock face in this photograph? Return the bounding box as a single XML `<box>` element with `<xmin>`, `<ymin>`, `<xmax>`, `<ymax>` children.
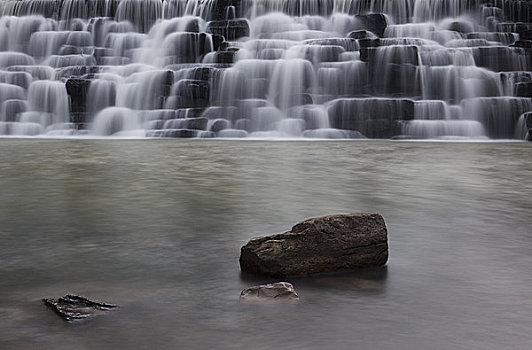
<box><xmin>210</xmin><ymin>118</ymin><xmax>231</xmax><ymax>132</ymax></box>
<box><xmin>187</xmin><ymin>117</ymin><xmax>209</xmax><ymax>130</ymax></box>
<box><xmin>208</xmin><ymin>0</ymin><xmax>243</xmax><ymax>20</ymax></box>
<box><xmin>184</xmin><ymin>18</ymin><xmax>200</xmax><ymax>33</ymax></box>
<box><xmin>43</xmin><ymin>295</ymin><xmax>117</xmax><ymax>322</ymax></box>
<box><xmin>446</xmin><ymin>20</ymin><xmax>474</xmax><ymax>34</ymax></box>
<box><xmin>366</xmin><ymin>119</ymin><xmax>393</xmax><ymax>138</ymax></box>
<box><xmin>65</xmin><ymin>78</ymin><xmax>91</xmax><ymax>122</ymax></box>
<box><xmin>328</xmin><ymin>98</ymin><xmax>415</xmax><ymax>135</ymax></box>
<box><xmin>211</xmin><ymin>34</ymin><xmax>225</xmax><ymax>51</ymax></box>
<box><xmin>302</xmin><ymin>129</ymin><xmax>367</xmax><ymax>139</ymax></box>
<box><xmin>2</xmin><ymin>99</ymin><xmax>27</xmax><ymax>122</ymax></box>
<box><xmin>347</xmin><ymin>30</ymin><xmax>378</xmax><ymax>40</ymax></box>
<box><xmin>162</xmin><ymin>117</ymin><xmax>208</xmax><ymax>130</ymax></box>
<box><xmin>165</xmin><ymin>33</ymin><xmax>213</xmax><ymax>63</ymax></box>
<box><xmin>474</xmin><ymin>47</ymin><xmax>530</xmax><ymax>72</ymax></box>
<box><xmin>167</xmin><ymin>79</ymin><xmax>210</xmax><ymax>109</ymax></box>
<box><xmin>240</xmin><ymin>282</ymin><xmax>299</xmax><ymax>303</ymax></box>
<box><xmin>525</xmin><ymin>112</ymin><xmax>532</xmax><ymax>130</ymax></box>
<box><xmin>207</xmin><ymin>19</ymin><xmax>250</xmax><ymax>40</ymax></box>
<box><xmin>521</xmin><ymin>30</ymin><xmax>532</xmax><ymax>41</ymax></box>
<box><xmin>525</xmin><ymin>112</ymin><xmax>532</xmax><ymax>141</ymax></box>
<box><xmin>511</xmin><ymin>40</ymin><xmax>532</xmax><ymax>48</ymax></box>
<box><xmin>212</xmin><ymin>51</ymin><xmax>236</xmax><ymax>64</ymax></box>
<box><xmin>355</xmin><ymin>13</ymin><xmax>388</xmax><ymax>37</ymax></box>
<box><xmin>240</xmin><ymin>213</ymin><xmax>389</xmax><ymax>277</ymax></box>
<box><xmin>516</xmin><ymin>82</ymin><xmax>532</xmax><ymax>97</ymax></box>
<box><xmin>147</xmin><ymin>128</ymin><xmax>201</xmax><ymax>138</ymax></box>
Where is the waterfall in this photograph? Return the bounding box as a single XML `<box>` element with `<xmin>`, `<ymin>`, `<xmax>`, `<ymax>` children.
<box><xmin>0</xmin><ymin>0</ymin><xmax>530</xmax><ymax>139</ymax></box>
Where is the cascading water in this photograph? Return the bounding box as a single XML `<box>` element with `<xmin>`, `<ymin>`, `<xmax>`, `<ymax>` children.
<box><xmin>0</xmin><ymin>0</ymin><xmax>530</xmax><ymax>139</ymax></box>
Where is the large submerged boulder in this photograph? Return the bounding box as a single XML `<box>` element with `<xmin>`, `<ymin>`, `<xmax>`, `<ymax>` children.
<box><xmin>240</xmin><ymin>213</ymin><xmax>389</xmax><ymax>277</ymax></box>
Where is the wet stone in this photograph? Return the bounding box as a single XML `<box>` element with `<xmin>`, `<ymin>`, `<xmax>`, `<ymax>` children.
<box><xmin>43</xmin><ymin>295</ymin><xmax>117</xmax><ymax>322</ymax></box>
<box><xmin>207</xmin><ymin>19</ymin><xmax>250</xmax><ymax>40</ymax></box>
<box><xmin>516</xmin><ymin>82</ymin><xmax>532</xmax><ymax>97</ymax></box>
<box><xmin>366</xmin><ymin>119</ymin><xmax>393</xmax><ymax>139</ymax></box>
<box><xmin>355</xmin><ymin>13</ymin><xmax>388</xmax><ymax>37</ymax></box>
<box><xmin>240</xmin><ymin>282</ymin><xmax>299</xmax><ymax>303</ymax></box>
<box><xmin>240</xmin><ymin>213</ymin><xmax>388</xmax><ymax>277</ymax></box>
<box><xmin>303</xmin><ymin>129</ymin><xmax>367</xmax><ymax>139</ymax></box>
<box><xmin>347</xmin><ymin>30</ymin><xmax>378</xmax><ymax>40</ymax></box>
<box><xmin>1</xmin><ymin>99</ymin><xmax>27</xmax><ymax>122</ymax></box>
<box><xmin>184</xmin><ymin>18</ymin><xmax>200</xmax><ymax>33</ymax></box>
<box><xmin>211</xmin><ymin>34</ymin><xmax>225</xmax><ymax>51</ymax></box>
<box><xmin>446</xmin><ymin>21</ymin><xmax>474</xmax><ymax>34</ymax></box>
<box><xmin>511</xmin><ymin>40</ymin><xmax>532</xmax><ymax>49</ymax></box>
<box><xmin>213</xmin><ymin>51</ymin><xmax>236</xmax><ymax>64</ymax></box>
<box><xmin>198</xmin><ymin>130</ymin><xmax>215</xmax><ymax>138</ymax></box>
<box><xmin>186</xmin><ymin>117</ymin><xmax>209</xmax><ymax>130</ymax></box>
<box><xmin>162</xmin><ymin>129</ymin><xmax>199</xmax><ymax>138</ymax></box>
<box><xmin>65</xmin><ymin>78</ymin><xmax>91</xmax><ymax>114</ymax></box>
<box><xmin>206</xmin><ymin>0</ymin><xmax>243</xmax><ymax>21</ymax></box>
<box><xmin>209</xmin><ymin>118</ymin><xmax>231</xmax><ymax>132</ymax></box>
<box><xmin>525</xmin><ymin>112</ymin><xmax>532</xmax><ymax>130</ymax></box>
<box><xmin>520</xmin><ymin>30</ymin><xmax>532</xmax><ymax>41</ymax></box>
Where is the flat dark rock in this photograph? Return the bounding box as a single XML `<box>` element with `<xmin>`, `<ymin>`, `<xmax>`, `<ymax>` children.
<box><xmin>240</xmin><ymin>213</ymin><xmax>389</xmax><ymax>277</ymax></box>
<box><xmin>240</xmin><ymin>282</ymin><xmax>299</xmax><ymax>303</ymax></box>
<box><xmin>43</xmin><ymin>294</ymin><xmax>117</xmax><ymax>322</ymax></box>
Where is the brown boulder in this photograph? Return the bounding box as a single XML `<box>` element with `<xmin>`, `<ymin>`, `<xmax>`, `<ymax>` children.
<box><xmin>239</xmin><ymin>213</ymin><xmax>388</xmax><ymax>277</ymax></box>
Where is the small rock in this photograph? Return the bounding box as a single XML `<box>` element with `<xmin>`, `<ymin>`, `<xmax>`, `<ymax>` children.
<box><xmin>240</xmin><ymin>282</ymin><xmax>299</xmax><ymax>303</ymax></box>
<box><xmin>43</xmin><ymin>294</ymin><xmax>117</xmax><ymax>322</ymax></box>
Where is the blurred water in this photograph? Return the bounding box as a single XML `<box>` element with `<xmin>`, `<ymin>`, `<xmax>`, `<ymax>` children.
<box><xmin>0</xmin><ymin>140</ymin><xmax>531</xmax><ymax>349</ymax></box>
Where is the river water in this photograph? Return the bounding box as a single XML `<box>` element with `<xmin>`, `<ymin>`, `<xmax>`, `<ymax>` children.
<box><xmin>0</xmin><ymin>140</ymin><xmax>531</xmax><ymax>349</ymax></box>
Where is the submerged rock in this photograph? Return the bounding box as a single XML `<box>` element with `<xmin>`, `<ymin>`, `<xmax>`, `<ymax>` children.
<box><xmin>43</xmin><ymin>294</ymin><xmax>117</xmax><ymax>322</ymax></box>
<box><xmin>240</xmin><ymin>213</ymin><xmax>388</xmax><ymax>277</ymax></box>
<box><xmin>240</xmin><ymin>282</ymin><xmax>299</xmax><ymax>303</ymax></box>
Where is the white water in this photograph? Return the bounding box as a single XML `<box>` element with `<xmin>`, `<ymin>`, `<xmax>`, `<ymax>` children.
<box><xmin>0</xmin><ymin>0</ymin><xmax>530</xmax><ymax>139</ymax></box>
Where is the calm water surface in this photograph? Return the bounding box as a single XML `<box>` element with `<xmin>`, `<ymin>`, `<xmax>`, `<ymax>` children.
<box><xmin>0</xmin><ymin>140</ymin><xmax>531</xmax><ymax>349</ymax></box>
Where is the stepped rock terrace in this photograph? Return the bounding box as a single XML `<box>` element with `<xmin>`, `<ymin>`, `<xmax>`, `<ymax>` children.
<box><xmin>0</xmin><ymin>0</ymin><xmax>531</xmax><ymax>139</ymax></box>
